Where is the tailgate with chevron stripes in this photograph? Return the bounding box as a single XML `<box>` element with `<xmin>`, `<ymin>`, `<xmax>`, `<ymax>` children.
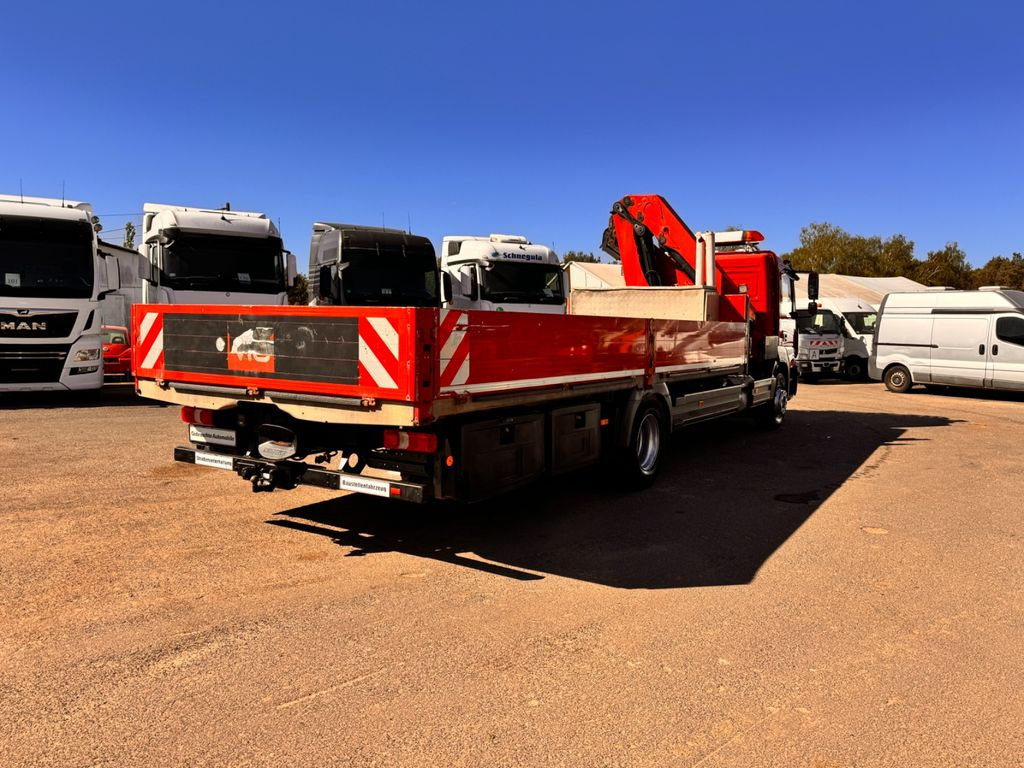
<box><xmin>132</xmin><ymin>304</ymin><xmax>431</xmax><ymax>403</ymax></box>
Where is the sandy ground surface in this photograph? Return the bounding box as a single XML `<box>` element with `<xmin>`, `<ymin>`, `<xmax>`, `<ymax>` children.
<box><xmin>1</xmin><ymin>381</ymin><xmax>1022</xmax><ymax>767</ymax></box>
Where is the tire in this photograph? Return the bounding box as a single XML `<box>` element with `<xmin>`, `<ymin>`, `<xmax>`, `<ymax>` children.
<box><xmin>754</xmin><ymin>371</ymin><xmax>789</xmax><ymax>429</ymax></box>
<box><xmin>618</xmin><ymin>399</ymin><xmax>666</xmax><ymax>489</ymax></box>
<box><xmin>845</xmin><ymin>357</ymin><xmax>867</xmax><ymax>380</ymax></box>
<box><xmin>884</xmin><ymin>365</ymin><xmax>912</xmax><ymax>393</ymax></box>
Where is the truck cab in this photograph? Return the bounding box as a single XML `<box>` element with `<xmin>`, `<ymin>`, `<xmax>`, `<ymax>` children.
<box><xmin>441</xmin><ymin>234</ymin><xmax>566</xmax><ymax>314</ymax></box>
<box><xmin>0</xmin><ymin>195</ymin><xmax>121</xmax><ymax>392</ymax></box>
<box><xmin>309</xmin><ymin>222</ymin><xmax>439</xmax><ymax>308</ymax></box>
<box><xmin>784</xmin><ymin>307</ymin><xmax>844</xmax><ymax>381</ymax></box>
<box><xmin>140</xmin><ymin>203</ymin><xmax>296</xmax><ymax>306</ymax></box>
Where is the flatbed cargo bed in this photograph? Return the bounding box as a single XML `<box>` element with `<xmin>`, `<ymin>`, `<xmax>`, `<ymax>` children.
<box><xmin>133</xmin><ymin>304</ymin><xmax>749</xmax><ymax>424</ymax></box>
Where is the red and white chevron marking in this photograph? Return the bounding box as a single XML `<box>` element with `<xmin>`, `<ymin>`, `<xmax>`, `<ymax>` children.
<box><xmin>136</xmin><ymin>311</ymin><xmax>164</xmax><ymax>371</ymax></box>
<box><xmin>439</xmin><ymin>309</ymin><xmax>470</xmax><ymax>388</ymax></box>
<box><xmin>808</xmin><ymin>339</ymin><xmax>838</xmax><ymax>347</ymax></box>
<box><xmin>358</xmin><ymin>316</ymin><xmax>401</xmax><ymax>389</ymax></box>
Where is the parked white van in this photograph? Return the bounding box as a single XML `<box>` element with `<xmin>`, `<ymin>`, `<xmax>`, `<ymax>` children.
<box><xmin>869</xmin><ymin>288</ymin><xmax>1024</xmax><ymax>393</ymax></box>
<box><xmin>818</xmin><ymin>298</ymin><xmax>877</xmax><ymax>379</ymax></box>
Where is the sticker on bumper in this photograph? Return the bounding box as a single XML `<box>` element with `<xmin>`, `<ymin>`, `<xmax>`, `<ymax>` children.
<box><xmin>338</xmin><ymin>475</ymin><xmax>391</xmax><ymax>498</ymax></box>
<box><xmin>194</xmin><ymin>451</ymin><xmax>234</xmax><ymax>471</ymax></box>
<box><xmin>189</xmin><ymin>425</ymin><xmax>236</xmax><ymax>447</ymax></box>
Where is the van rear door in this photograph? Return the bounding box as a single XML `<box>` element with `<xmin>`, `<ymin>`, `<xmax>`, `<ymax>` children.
<box><xmin>989</xmin><ymin>315</ymin><xmax>1024</xmax><ymax>391</ymax></box>
<box><xmin>930</xmin><ymin>316</ymin><xmax>990</xmax><ymax>388</ymax></box>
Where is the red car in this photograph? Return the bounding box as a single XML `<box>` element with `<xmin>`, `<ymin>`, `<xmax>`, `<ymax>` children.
<box><xmin>102</xmin><ymin>325</ymin><xmax>132</xmax><ymax>378</ymax></box>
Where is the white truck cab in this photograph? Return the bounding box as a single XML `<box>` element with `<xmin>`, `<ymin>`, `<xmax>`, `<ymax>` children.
<box><xmin>0</xmin><ymin>195</ymin><xmax>121</xmax><ymax>392</ymax></box>
<box><xmin>140</xmin><ymin>203</ymin><xmax>296</xmax><ymax>305</ymax></box>
<box><xmin>441</xmin><ymin>234</ymin><xmax>566</xmax><ymax>313</ymax></box>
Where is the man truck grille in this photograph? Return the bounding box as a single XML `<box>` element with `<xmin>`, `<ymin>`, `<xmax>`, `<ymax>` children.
<box><xmin>0</xmin><ymin>344</ymin><xmax>71</xmax><ymax>383</ymax></box>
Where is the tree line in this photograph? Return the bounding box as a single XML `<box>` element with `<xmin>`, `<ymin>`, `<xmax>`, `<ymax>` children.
<box><xmin>782</xmin><ymin>222</ymin><xmax>1024</xmax><ymax>291</ymax></box>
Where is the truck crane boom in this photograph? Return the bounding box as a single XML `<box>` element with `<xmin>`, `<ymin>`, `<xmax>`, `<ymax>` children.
<box><xmin>601</xmin><ymin>194</ymin><xmax>784</xmax><ymax>363</ymax></box>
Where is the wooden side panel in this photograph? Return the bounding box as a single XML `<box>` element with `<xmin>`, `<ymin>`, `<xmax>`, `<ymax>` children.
<box><xmin>652</xmin><ymin>318</ymin><xmax>748</xmax><ymax>373</ymax></box>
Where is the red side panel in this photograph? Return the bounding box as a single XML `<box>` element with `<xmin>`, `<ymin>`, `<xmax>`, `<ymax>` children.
<box><xmin>132</xmin><ymin>304</ymin><xmax>426</xmax><ymax>402</ymax></box>
<box><xmin>436</xmin><ymin>309</ymin><xmax>649</xmax><ymax>396</ymax></box>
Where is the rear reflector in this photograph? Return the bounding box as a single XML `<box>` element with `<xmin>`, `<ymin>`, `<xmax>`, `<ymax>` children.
<box><xmin>180</xmin><ymin>406</ymin><xmax>214</xmax><ymax>426</ymax></box>
<box><xmin>383</xmin><ymin>429</ymin><xmax>437</xmax><ymax>453</ymax></box>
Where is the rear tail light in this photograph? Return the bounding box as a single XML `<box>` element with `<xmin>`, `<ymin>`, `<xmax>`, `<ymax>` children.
<box><xmin>180</xmin><ymin>406</ymin><xmax>214</xmax><ymax>426</ymax></box>
<box><xmin>383</xmin><ymin>429</ymin><xmax>437</xmax><ymax>453</ymax></box>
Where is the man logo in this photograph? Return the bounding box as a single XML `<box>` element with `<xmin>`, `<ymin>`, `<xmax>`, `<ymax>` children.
<box><xmin>0</xmin><ymin>321</ymin><xmax>47</xmax><ymax>332</ymax></box>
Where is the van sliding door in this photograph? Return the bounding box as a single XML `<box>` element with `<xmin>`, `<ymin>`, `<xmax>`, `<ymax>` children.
<box><xmin>929</xmin><ymin>316</ymin><xmax>990</xmax><ymax>388</ymax></box>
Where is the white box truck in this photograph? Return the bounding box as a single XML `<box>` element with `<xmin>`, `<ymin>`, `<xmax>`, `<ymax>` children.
<box><xmin>869</xmin><ymin>287</ymin><xmax>1024</xmax><ymax>393</ymax></box>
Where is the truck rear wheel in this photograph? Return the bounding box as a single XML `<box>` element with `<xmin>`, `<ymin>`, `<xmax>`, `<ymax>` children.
<box><xmin>619</xmin><ymin>399</ymin><xmax>665</xmax><ymax>489</ymax></box>
<box><xmin>884</xmin><ymin>364</ymin><xmax>912</xmax><ymax>393</ymax></box>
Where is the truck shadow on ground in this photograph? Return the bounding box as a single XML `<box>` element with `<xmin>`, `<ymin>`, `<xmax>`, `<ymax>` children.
<box><xmin>268</xmin><ymin>409</ymin><xmax>956</xmax><ymax>590</ymax></box>
<box><xmin>0</xmin><ymin>382</ymin><xmax>160</xmax><ymax>410</ymax></box>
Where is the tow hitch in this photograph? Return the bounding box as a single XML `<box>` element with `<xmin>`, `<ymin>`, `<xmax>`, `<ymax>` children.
<box><xmin>239</xmin><ymin>463</ymin><xmax>298</xmax><ymax>493</ymax></box>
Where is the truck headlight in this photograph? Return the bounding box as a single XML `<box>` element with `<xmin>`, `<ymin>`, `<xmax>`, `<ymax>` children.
<box><xmin>73</xmin><ymin>348</ymin><xmax>101</xmax><ymax>362</ymax></box>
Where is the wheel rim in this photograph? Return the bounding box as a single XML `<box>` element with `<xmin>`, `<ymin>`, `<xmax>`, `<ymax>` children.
<box><xmin>890</xmin><ymin>370</ymin><xmax>905</xmax><ymax>388</ymax></box>
<box><xmin>774</xmin><ymin>386</ymin><xmax>788</xmax><ymax>423</ymax></box>
<box><xmin>636</xmin><ymin>412</ymin><xmax>661</xmax><ymax>474</ymax></box>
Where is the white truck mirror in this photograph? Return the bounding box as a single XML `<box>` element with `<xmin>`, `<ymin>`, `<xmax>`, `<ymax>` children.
<box><xmin>286</xmin><ymin>251</ymin><xmax>297</xmax><ymax>285</ymax></box>
<box><xmin>459</xmin><ymin>266</ymin><xmax>478</xmax><ymax>301</ymax></box>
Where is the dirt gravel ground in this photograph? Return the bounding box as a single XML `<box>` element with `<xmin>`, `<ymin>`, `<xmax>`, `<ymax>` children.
<box><xmin>1</xmin><ymin>381</ymin><xmax>1022</xmax><ymax>767</ymax></box>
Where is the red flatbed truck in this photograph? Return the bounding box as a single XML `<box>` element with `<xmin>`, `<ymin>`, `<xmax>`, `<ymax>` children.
<box><xmin>131</xmin><ymin>197</ymin><xmax>801</xmax><ymax>503</ymax></box>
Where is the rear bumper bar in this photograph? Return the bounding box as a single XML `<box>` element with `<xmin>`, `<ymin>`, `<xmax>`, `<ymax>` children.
<box><xmin>174</xmin><ymin>446</ymin><xmax>429</xmax><ymax>503</ymax></box>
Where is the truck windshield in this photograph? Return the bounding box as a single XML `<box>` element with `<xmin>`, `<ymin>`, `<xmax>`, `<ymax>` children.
<box><xmin>480</xmin><ymin>263</ymin><xmax>565</xmax><ymax>305</ymax></box>
<box><xmin>843</xmin><ymin>311</ymin><xmax>877</xmax><ymax>334</ymax></box>
<box><xmin>0</xmin><ymin>215</ymin><xmax>95</xmax><ymax>299</ymax></box>
<box><xmin>798</xmin><ymin>310</ymin><xmax>840</xmax><ymax>334</ymax></box>
<box><xmin>162</xmin><ymin>233</ymin><xmax>285</xmax><ymax>294</ymax></box>
<box><xmin>341</xmin><ymin>245</ymin><xmax>439</xmax><ymax>307</ymax></box>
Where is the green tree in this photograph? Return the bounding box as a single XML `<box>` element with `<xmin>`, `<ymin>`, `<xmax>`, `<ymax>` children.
<box><xmin>288</xmin><ymin>273</ymin><xmax>310</xmax><ymax>305</ymax></box>
<box><xmin>916</xmin><ymin>242</ymin><xmax>973</xmax><ymax>289</ymax></box>
<box><xmin>784</xmin><ymin>222</ymin><xmax>853</xmax><ymax>273</ymax></box>
<box><xmin>562</xmin><ymin>250</ymin><xmax>601</xmax><ymax>264</ymax></box>
<box><xmin>784</xmin><ymin>223</ymin><xmax>918</xmax><ymax>278</ymax></box>
<box><xmin>875</xmin><ymin>233</ymin><xmax>917</xmax><ymax>278</ymax></box>
<box><xmin>971</xmin><ymin>252</ymin><xmax>1024</xmax><ymax>290</ymax></box>
<box><xmin>123</xmin><ymin>221</ymin><xmax>136</xmax><ymax>250</ymax></box>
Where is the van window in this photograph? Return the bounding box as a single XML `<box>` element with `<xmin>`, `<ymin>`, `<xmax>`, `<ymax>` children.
<box><xmin>843</xmin><ymin>311</ymin><xmax>877</xmax><ymax>335</ymax></box>
<box><xmin>996</xmin><ymin>316</ymin><xmax>1024</xmax><ymax>346</ymax></box>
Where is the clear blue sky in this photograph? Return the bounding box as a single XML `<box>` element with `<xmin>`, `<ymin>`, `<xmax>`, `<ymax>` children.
<box><xmin>4</xmin><ymin>0</ymin><xmax>1022</xmax><ymax>269</ymax></box>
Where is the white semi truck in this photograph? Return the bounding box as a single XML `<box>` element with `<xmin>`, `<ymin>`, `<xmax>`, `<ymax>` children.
<box><xmin>441</xmin><ymin>234</ymin><xmax>566</xmax><ymax>313</ymax></box>
<box><xmin>0</xmin><ymin>195</ymin><xmax>122</xmax><ymax>391</ymax></box>
<box><xmin>0</xmin><ymin>195</ymin><xmax>123</xmax><ymax>392</ymax></box>
<box><xmin>139</xmin><ymin>203</ymin><xmax>296</xmax><ymax>305</ymax></box>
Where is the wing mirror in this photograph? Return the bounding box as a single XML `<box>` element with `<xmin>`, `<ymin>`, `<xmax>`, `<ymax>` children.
<box><xmin>441</xmin><ymin>272</ymin><xmax>453</xmax><ymax>304</ymax></box>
